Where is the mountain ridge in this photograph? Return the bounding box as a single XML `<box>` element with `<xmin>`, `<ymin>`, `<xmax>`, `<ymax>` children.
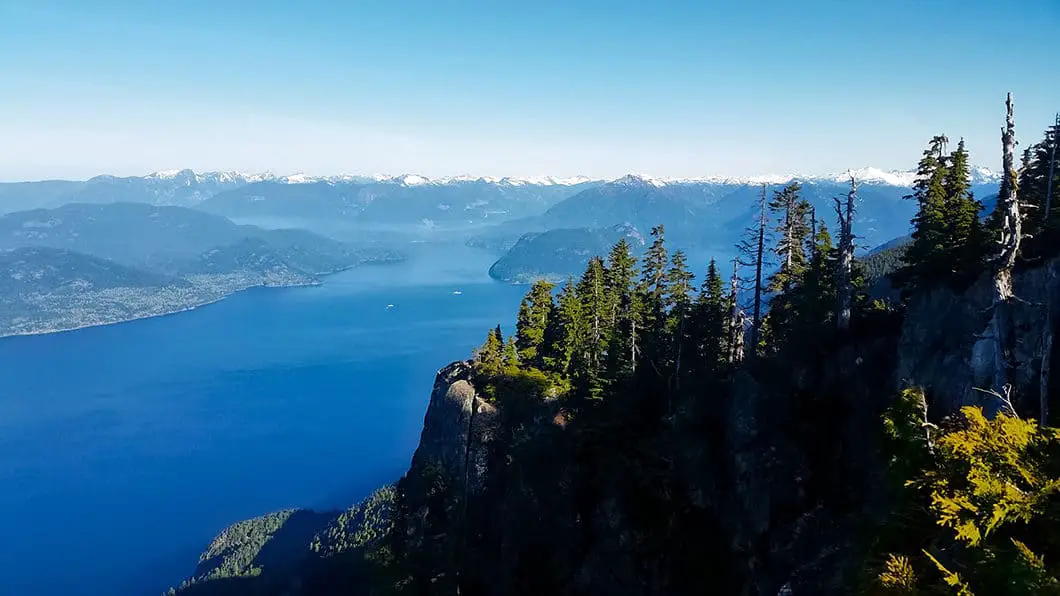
<box><xmin>9</xmin><ymin>164</ymin><xmax>1002</xmax><ymax>188</ymax></box>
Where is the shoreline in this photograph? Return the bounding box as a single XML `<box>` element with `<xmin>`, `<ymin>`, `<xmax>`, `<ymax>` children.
<box><xmin>0</xmin><ymin>259</ymin><xmax>408</xmax><ymax>341</ymax></box>
<box><xmin>0</xmin><ymin>282</ymin><xmax>316</xmax><ymax>341</ymax></box>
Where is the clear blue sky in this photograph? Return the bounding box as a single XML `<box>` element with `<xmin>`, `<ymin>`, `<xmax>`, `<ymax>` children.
<box><xmin>0</xmin><ymin>0</ymin><xmax>1057</xmax><ymax>181</ymax></box>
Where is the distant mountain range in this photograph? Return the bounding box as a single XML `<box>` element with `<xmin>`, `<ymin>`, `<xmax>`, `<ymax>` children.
<box><xmin>479</xmin><ymin>172</ymin><xmax>1001</xmax><ymax>282</ymax></box>
<box><xmin>0</xmin><ymin>166</ymin><xmax>1000</xmax><ymax>221</ymax></box>
<box><xmin>0</xmin><ymin>166</ymin><xmax>1004</xmax><ymax>286</ymax></box>
<box><xmin>0</xmin><ymin>203</ymin><xmax>403</xmax><ymax>337</ymax></box>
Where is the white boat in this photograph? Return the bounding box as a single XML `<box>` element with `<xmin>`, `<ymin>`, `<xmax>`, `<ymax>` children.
<box><xmin>386</xmin><ymin>304</ymin><xmax>396</xmax><ymax>309</ymax></box>
<box><xmin>452</xmin><ymin>290</ymin><xmax>462</xmax><ymax>295</ymax></box>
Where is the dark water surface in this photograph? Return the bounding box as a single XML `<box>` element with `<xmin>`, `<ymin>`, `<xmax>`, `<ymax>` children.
<box><xmin>0</xmin><ymin>242</ymin><xmax>524</xmax><ymax>595</ymax></box>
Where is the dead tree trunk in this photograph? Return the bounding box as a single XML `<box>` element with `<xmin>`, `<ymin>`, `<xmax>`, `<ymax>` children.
<box><xmin>809</xmin><ymin>207</ymin><xmax>818</xmax><ymax>260</ymax></box>
<box><xmin>728</xmin><ymin>257</ymin><xmax>745</xmax><ymax>364</ymax></box>
<box><xmin>835</xmin><ymin>173</ymin><xmax>857</xmax><ymax>330</ymax></box>
<box><xmin>1045</xmin><ymin>113</ymin><xmax>1059</xmax><ymax>225</ymax></box>
<box><xmin>1041</xmin><ymin>262</ymin><xmax>1054</xmax><ymax>427</ymax></box>
<box><xmin>749</xmin><ymin>184</ymin><xmax>767</xmax><ymax>358</ymax></box>
<box><xmin>990</xmin><ymin>92</ymin><xmax>1023</xmax><ymax>396</ymax></box>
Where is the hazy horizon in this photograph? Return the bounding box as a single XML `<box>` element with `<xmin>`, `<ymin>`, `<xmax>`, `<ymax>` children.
<box><xmin>1</xmin><ymin>0</ymin><xmax>1057</xmax><ymax>181</ymax></box>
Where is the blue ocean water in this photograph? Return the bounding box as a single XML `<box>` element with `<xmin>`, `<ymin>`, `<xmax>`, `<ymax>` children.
<box><xmin>0</xmin><ymin>242</ymin><xmax>525</xmax><ymax>596</ymax></box>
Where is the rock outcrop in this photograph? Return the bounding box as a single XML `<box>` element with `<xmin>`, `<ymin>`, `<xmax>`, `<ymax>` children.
<box><xmin>898</xmin><ymin>257</ymin><xmax>1060</xmax><ymax>420</ymax></box>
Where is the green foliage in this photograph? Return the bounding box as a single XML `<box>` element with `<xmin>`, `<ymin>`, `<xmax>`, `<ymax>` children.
<box><xmin>1018</xmin><ymin>120</ymin><xmax>1060</xmax><ymax>260</ymax></box>
<box><xmin>768</xmin><ymin>181</ymin><xmax>812</xmax><ymax>292</ymax></box>
<box><xmin>309</xmin><ymin>486</ymin><xmax>396</xmax><ymax>558</ymax></box>
<box><xmin>901</xmin><ymin>135</ymin><xmax>952</xmax><ymax>293</ymax></box>
<box><xmin>899</xmin><ymin>136</ymin><xmax>989</xmax><ymax>295</ymax></box>
<box><xmin>693</xmin><ymin>258</ymin><xmax>727</xmax><ymax>372</ymax></box>
<box><xmin>873</xmin><ymin>389</ymin><xmax>1060</xmax><ymax>595</ymax></box>
<box><xmin>515</xmin><ymin>279</ymin><xmax>555</xmax><ymax>367</ymax></box>
<box><xmin>473</xmin><ymin>325</ymin><xmax>506</xmax><ymax>398</ymax></box>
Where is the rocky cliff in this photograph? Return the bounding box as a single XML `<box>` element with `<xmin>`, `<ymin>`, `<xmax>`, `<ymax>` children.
<box><xmin>898</xmin><ymin>258</ymin><xmax>1060</xmax><ymax>419</ymax></box>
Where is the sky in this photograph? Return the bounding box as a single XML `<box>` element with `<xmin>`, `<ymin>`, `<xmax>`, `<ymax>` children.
<box><xmin>0</xmin><ymin>0</ymin><xmax>1057</xmax><ymax>182</ymax></box>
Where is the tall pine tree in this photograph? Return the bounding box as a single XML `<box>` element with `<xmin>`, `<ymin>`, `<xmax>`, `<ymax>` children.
<box><xmin>900</xmin><ymin>135</ymin><xmax>951</xmax><ymax>294</ymax></box>
<box><xmin>695</xmin><ymin>258</ymin><xmax>728</xmax><ymax>374</ymax></box>
<box><xmin>768</xmin><ymin>182</ymin><xmax>812</xmax><ymax>292</ymax></box>
<box><xmin>638</xmin><ymin>225</ymin><xmax>670</xmax><ymax>374</ymax></box>
<box><xmin>515</xmin><ymin>279</ymin><xmax>555</xmax><ymax>368</ymax></box>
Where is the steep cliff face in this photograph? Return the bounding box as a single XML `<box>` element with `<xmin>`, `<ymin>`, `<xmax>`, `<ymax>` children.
<box><xmin>393</xmin><ymin>360</ymin><xmax>499</xmax><ymax>591</ymax></box>
<box><xmin>898</xmin><ymin>257</ymin><xmax>1060</xmax><ymax>419</ymax></box>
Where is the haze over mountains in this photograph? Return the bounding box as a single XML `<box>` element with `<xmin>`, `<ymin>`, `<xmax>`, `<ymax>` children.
<box><xmin>0</xmin><ymin>164</ymin><xmax>1002</xmax><ymax>335</ymax></box>
<box><xmin>0</xmin><ymin>203</ymin><xmax>401</xmax><ymax>336</ymax></box>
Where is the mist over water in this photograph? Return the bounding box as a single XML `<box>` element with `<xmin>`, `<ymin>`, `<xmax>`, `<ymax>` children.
<box><xmin>0</xmin><ymin>242</ymin><xmax>524</xmax><ymax>596</ymax></box>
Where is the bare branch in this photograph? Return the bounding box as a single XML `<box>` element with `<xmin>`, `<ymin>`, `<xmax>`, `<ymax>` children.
<box><xmin>972</xmin><ymin>385</ymin><xmax>1019</xmax><ymax>418</ymax></box>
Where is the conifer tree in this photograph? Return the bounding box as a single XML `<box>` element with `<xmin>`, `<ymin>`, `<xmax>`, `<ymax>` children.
<box><xmin>768</xmin><ymin>182</ymin><xmax>811</xmax><ymax>291</ymax></box>
<box><xmin>801</xmin><ymin>218</ymin><xmax>835</xmax><ymax>328</ymax></box>
<box><xmin>900</xmin><ymin>135</ymin><xmax>951</xmax><ymax>293</ymax></box>
<box><xmin>545</xmin><ymin>276</ymin><xmax>581</xmax><ymax>376</ymax></box>
<box><xmin>606</xmin><ymin>287</ymin><xmax>642</xmax><ymax>382</ymax></box>
<box><xmin>695</xmin><ymin>258</ymin><xmax>727</xmax><ymax>371</ymax></box>
<box><xmin>944</xmin><ymin>138</ymin><xmax>988</xmax><ymax>281</ymax></box>
<box><xmin>603</xmin><ymin>239</ymin><xmax>639</xmax><ymax>382</ymax></box>
<box><xmin>575</xmin><ymin>257</ymin><xmax>608</xmax><ymax>395</ymax></box>
<box><xmin>641</xmin><ymin>226</ymin><xmax>669</xmax><ymax>310</ymax></box>
<box><xmin>639</xmin><ymin>226</ymin><xmax>670</xmax><ymax>374</ymax></box>
<box><xmin>835</xmin><ymin>174</ymin><xmax>857</xmax><ymax>331</ymax></box>
<box><xmin>474</xmin><ymin>325</ymin><xmax>505</xmax><ymax>379</ymax></box>
<box><xmin>515</xmin><ymin>280</ymin><xmax>555</xmax><ymax>367</ymax></box>
<box><xmin>666</xmin><ymin>250</ymin><xmax>695</xmax><ymax>388</ymax></box>
<box><xmin>502</xmin><ymin>336</ymin><xmax>519</xmax><ymax>369</ymax></box>
<box><xmin>604</xmin><ymin>238</ymin><xmax>637</xmax><ymax>329</ymax></box>
<box><xmin>1019</xmin><ymin>115</ymin><xmax>1060</xmax><ymax>254</ymax></box>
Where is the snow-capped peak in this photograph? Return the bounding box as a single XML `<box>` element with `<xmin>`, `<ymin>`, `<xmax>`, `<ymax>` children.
<box><xmin>819</xmin><ymin>167</ymin><xmax>919</xmax><ymax>187</ymax></box>
<box><xmin>970</xmin><ymin>165</ymin><xmax>1003</xmax><ymax>185</ymax></box>
<box><xmin>147</xmin><ymin>169</ymin><xmax>185</xmax><ymax>180</ymax></box>
<box><xmin>612</xmin><ymin>174</ymin><xmax>668</xmax><ymax>188</ymax></box>
<box><xmin>279</xmin><ymin>173</ymin><xmax>314</xmax><ymax>184</ymax></box>
<box><xmin>395</xmin><ymin>174</ymin><xmax>429</xmax><ymax>186</ymax></box>
<box><xmin>133</xmin><ymin>165</ymin><xmax>1001</xmax><ymax>190</ymax></box>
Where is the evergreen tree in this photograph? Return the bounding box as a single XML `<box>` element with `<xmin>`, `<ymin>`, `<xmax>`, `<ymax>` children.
<box><xmin>502</xmin><ymin>336</ymin><xmax>519</xmax><ymax>369</ymax></box>
<box><xmin>473</xmin><ymin>325</ymin><xmax>505</xmax><ymax>380</ymax></box>
<box><xmin>640</xmin><ymin>226</ymin><xmax>669</xmax><ymax>309</ymax></box>
<box><xmin>944</xmin><ymin>138</ymin><xmax>988</xmax><ymax>282</ymax></box>
<box><xmin>768</xmin><ymin>182</ymin><xmax>811</xmax><ymax>292</ymax></box>
<box><xmin>802</xmin><ymin>218</ymin><xmax>836</xmax><ymax>329</ymax></box>
<box><xmin>603</xmin><ymin>238</ymin><xmax>639</xmax><ymax>385</ymax></box>
<box><xmin>639</xmin><ymin>226</ymin><xmax>670</xmax><ymax>374</ymax></box>
<box><xmin>900</xmin><ymin>135</ymin><xmax>951</xmax><ymax>294</ymax></box>
<box><xmin>835</xmin><ymin>175</ymin><xmax>857</xmax><ymax>331</ymax></box>
<box><xmin>574</xmin><ymin>257</ymin><xmax>608</xmax><ymax>399</ymax></box>
<box><xmin>1020</xmin><ymin>116</ymin><xmax>1060</xmax><ymax>256</ymax></box>
<box><xmin>604</xmin><ymin>238</ymin><xmax>638</xmax><ymax>331</ymax></box>
<box><xmin>546</xmin><ymin>276</ymin><xmax>582</xmax><ymax>377</ymax></box>
<box><xmin>514</xmin><ymin>280</ymin><xmax>555</xmax><ymax>368</ymax></box>
<box><xmin>695</xmin><ymin>258</ymin><xmax>727</xmax><ymax>372</ymax></box>
<box><xmin>666</xmin><ymin>250</ymin><xmax>695</xmax><ymax>389</ymax></box>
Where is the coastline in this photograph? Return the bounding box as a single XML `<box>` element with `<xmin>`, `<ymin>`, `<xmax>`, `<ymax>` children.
<box><xmin>0</xmin><ymin>258</ymin><xmax>406</xmax><ymax>341</ymax></box>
